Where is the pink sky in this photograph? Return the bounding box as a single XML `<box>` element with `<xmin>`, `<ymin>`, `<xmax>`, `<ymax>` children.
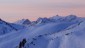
<box><xmin>0</xmin><ymin>0</ymin><xmax>85</xmax><ymax>22</ymax></box>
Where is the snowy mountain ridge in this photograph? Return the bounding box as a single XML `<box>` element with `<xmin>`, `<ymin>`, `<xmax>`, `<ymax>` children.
<box><xmin>0</xmin><ymin>15</ymin><xmax>85</xmax><ymax>48</ymax></box>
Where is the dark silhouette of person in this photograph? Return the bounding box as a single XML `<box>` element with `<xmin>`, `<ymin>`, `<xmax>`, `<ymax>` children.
<box><xmin>19</xmin><ymin>38</ymin><xmax>27</xmax><ymax>48</ymax></box>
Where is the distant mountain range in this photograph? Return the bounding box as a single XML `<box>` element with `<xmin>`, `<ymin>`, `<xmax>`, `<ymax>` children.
<box><xmin>0</xmin><ymin>15</ymin><xmax>85</xmax><ymax>48</ymax></box>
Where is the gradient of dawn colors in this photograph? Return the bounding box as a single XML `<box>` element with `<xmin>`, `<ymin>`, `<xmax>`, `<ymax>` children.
<box><xmin>0</xmin><ymin>0</ymin><xmax>85</xmax><ymax>22</ymax></box>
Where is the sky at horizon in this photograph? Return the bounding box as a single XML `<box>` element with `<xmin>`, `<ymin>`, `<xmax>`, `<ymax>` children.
<box><xmin>0</xmin><ymin>0</ymin><xmax>85</xmax><ymax>22</ymax></box>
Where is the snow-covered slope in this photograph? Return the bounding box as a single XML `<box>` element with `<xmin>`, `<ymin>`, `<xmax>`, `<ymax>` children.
<box><xmin>0</xmin><ymin>15</ymin><xmax>85</xmax><ymax>48</ymax></box>
<box><xmin>0</xmin><ymin>19</ymin><xmax>25</xmax><ymax>35</ymax></box>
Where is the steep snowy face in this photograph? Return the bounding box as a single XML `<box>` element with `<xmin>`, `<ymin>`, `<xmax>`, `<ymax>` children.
<box><xmin>0</xmin><ymin>19</ymin><xmax>25</xmax><ymax>35</ymax></box>
<box><xmin>15</xmin><ymin>19</ymin><xmax>31</xmax><ymax>25</ymax></box>
<box><xmin>0</xmin><ymin>19</ymin><xmax>16</xmax><ymax>35</ymax></box>
<box><xmin>36</xmin><ymin>18</ymin><xmax>50</xmax><ymax>24</ymax></box>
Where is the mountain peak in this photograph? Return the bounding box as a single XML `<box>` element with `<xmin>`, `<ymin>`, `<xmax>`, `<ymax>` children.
<box><xmin>36</xmin><ymin>17</ymin><xmax>55</xmax><ymax>24</ymax></box>
<box><xmin>66</xmin><ymin>15</ymin><xmax>77</xmax><ymax>18</ymax></box>
<box><xmin>64</xmin><ymin>15</ymin><xmax>77</xmax><ymax>21</ymax></box>
<box><xmin>67</xmin><ymin>15</ymin><xmax>77</xmax><ymax>17</ymax></box>
<box><xmin>15</xmin><ymin>19</ymin><xmax>31</xmax><ymax>25</ymax></box>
